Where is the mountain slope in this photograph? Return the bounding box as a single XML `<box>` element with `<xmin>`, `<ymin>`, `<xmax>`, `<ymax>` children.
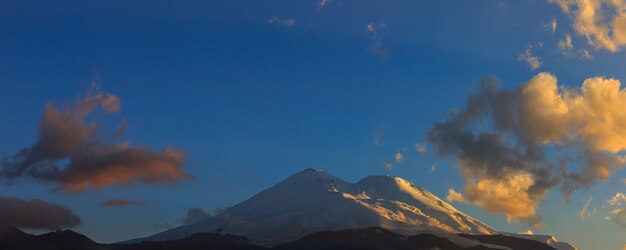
<box><xmin>131</xmin><ymin>169</ymin><xmax>495</xmax><ymax>244</ymax></box>
<box><xmin>128</xmin><ymin>169</ymin><xmax>575</xmax><ymax>250</ymax></box>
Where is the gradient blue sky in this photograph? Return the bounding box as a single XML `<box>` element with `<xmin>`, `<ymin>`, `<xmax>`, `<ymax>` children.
<box><xmin>1</xmin><ymin>1</ymin><xmax>625</xmax><ymax>249</ymax></box>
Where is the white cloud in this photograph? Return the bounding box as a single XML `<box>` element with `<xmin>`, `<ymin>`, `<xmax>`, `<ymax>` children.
<box><xmin>384</xmin><ymin>162</ymin><xmax>393</xmax><ymax>171</ymax></box>
<box><xmin>395</xmin><ymin>152</ymin><xmax>404</xmax><ymax>163</ymax></box>
<box><xmin>579</xmin><ymin>196</ymin><xmax>593</xmax><ymax>219</ymax></box>
<box><xmin>415</xmin><ymin>143</ymin><xmax>427</xmax><ymax>155</ymax></box>
<box><xmin>429</xmin><ymin>164</ymin><xmax>437</xmax><ymax>174</ymax></box>
<box><xmin>605</xmin><ymin>192</ymin><xmax>626</xmax><ymax>228</ymax></box>
<box><xmin>518</xmin><ymin>46</ymin><xmax>542</xmax><ymax>70</ymax></box>
<box><xmin>546</xmin><ymin>19</ymin><xmax>558</xmax><ymax>33</ymax></box>
<box><xmin>366</xmin><ymin>22</ymin><xmax>389</xmax><ymax>60</ymax></box>
<box><xmin>268</xmin><ymin>16</ymin><xmax>296</xmax><ymax>27</ymax></box>
<box><xmin>608</xmin><ymin>192</ymin><xmax>626</xmax><ymax>206</ymax></box>
<box><xmin>319</xmin><ymin>0</ymin><xmax>332</xmax><ymax>8</ymax></box>
<box><xmin>579</xmin><ymin>49</ymin><xmax>594</xmax><ymax>60</ymax></box>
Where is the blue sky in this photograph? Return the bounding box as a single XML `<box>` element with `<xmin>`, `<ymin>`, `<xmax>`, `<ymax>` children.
<box><xmin>1</xmin><ymin>1</ymin><xmax>625</xmax><ymax>249</ymax></box>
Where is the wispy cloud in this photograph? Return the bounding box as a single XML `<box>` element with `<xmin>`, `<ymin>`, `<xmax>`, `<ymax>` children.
<box><xmin>429</xmin><ymin>164</ymin><xmax>437</xmax><ymax>174</ymax></box>
<box><xmin>0</xmin><ymin>196</ymin><xmax>81</xmax><ymax>230</ymax></box>
<box><xmin>318</xmin><ymin>0</ymin><xmax>333</xmax><ymax>8</ymax></box>
<box><xmin>550</xmin><ymin>19</ymin><xmax>558</xmax><ymax>34</ymax></box>
<box><xmin>0</xmin><ymin>84</ymin><xmax>190</xmax><ymax>192</ymax></box>
<box><xmin>518</xmin><ymin>46</ymin><xmax>542</xmax><ymax>70</ymax></box>
<box><xmin>605</xmin><ymin>192</ymin><xmax>626</xmax><ymax>228</ymax></box>
<box><xmin>373</xmin><ymin>126</ymin><xmax>388</xmax><ymax>147</ymax></box>
<box><xmin>268</xmin><ymin>16</ymin><xmax>296</xmax><ymax>27</ymax></box>
<box><xmin>415</xmin><ymin>143</ymin><xmax>427</xmax><ymax>155</ymax></box>
<box><xmin>558</xmin><ymin>34</ymin><xmax>574</xmax><ymax>57</ymax></box>
<box><xmin>579</xmin><ymin>49</ymin><xmax>594</xmax><ymax>60</ymax></box>
<box><xmin>384</xmin><ymin>162</ymin><xmax>393</xmax><ymax>171</ymax></box>
<box><xmin>366</xmin><ymin>22</ymin><xmax>389</xmax><ymax>60</ymax></box>
<box><xmin>578</xmin><ymin>196</ymin><xmax>593</xmax><ymax>219</ymax></box>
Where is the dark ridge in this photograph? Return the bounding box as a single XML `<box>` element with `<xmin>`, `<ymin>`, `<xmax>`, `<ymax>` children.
<box><xmin>0</xmin><ymin>225</ymin><xmax>562</xmax><ymax>250</ymax></box>
<box><xmin>113</xmin><ymin>232</ymin><xmax>264</xmax><ymax>250</ymax></box>
<box><xmin>460</xmin><ymin>234</ymin><xmax>557</xmax><ymax>250</ymax></box>
<box><xmin>274</xmin><ymin>227</ymin><xmax>495</xmax><ymax>250</ymax></box>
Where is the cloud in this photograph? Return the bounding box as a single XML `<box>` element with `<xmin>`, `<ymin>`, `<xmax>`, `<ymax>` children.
<box><xmin>366</xmin><ymin>22</ymin><xmax>389</xmax><ymax>60</ymax></box>
<box><xmin>384</xmin><ymin>162</ymin><xmax>393</xmax><ymax>171</ymax></box>
<box><xmin>415</xmin><ymin>143</ymin><xmax>428</xmax><ymax>155</ymax></box>
<box><xmin>446</xmin><ymin>188</ymin><xmax>464</xmax><ymax>203</ymax></box>
<box><xmin>605</xmin><ymin>206</ymin><xmax>626</xmax><ymax>228</ymax></box>
<box><xmin>603</xmin><ymin>192</ymin><xmax>625</xmax><ymax>228</ymax></box>
<box><xmin>0</xmin><ymin>86</ymin><xmax>190</xmax><ymax>193</ymax></box>
<box><xmin>268</xmin><ymin>16</ymin><xmax>296</xmax><ymax>27</ymax></box>
<box><xmin>464</xmin><ymin>173</ymin><xmax>543</xmax><ymax>225</ymax></box>
<box><xmin>101</xmin><ymin>199</ymin><xmax>145</xmax><ymax>207</ymax></box>
<box><xmin>579</xmin><ymin>196</ymin><xmax>593</xmax><ymax>219</ymax></box>
<box><xmin>319</xmin><ymin>0</ymin><xmax>332</xmax><ymax>8</ymax></box>
<box><xmin>550</xmin><ymin>0</ymin><xmax>626</xmax><ymax>52</ymax></box>
<box><xmin>178</xmin><ymin>208</ymin><xmax>210</xmax><ymax>225</ymax></box>
<box><xmin>429</xmin><ymin>163</ymin><xmax>437</xmax><ymax>174</ymax></box>
<box><xmin>153</xmin><ymin>207</ymin><xmax>211</xmax><ymax>230</ymax></box>
<box><xmin>518</xmin><ymin>46</ymin><xmax>542</xmax><ymax>70</ymax></box>
<box><xmin>428</xmin><ymin>72</ymin><xmax>626</xmax><ymax>225</ymax></box>
<box><xmin>551</xmin><ymin>19</ymin><xmax>558</xmax><ymax>33</ymax></box>
<box><xmin>608</xmin><ymin>192</ymin><xmax>626</xmax><ymax>206</ymax></box>
<box><xmin>0</xmin><ymin>196</ymin><xmax>81</xmax><ymax>230</ymax></box>
<box><xmin>579</xmin><ymin>49</ymin><xmax>594</xmax><ymax>60</ymax></box>
<box><xmin>373</xmin><ymin>126</ymin><xmax>389</xmax><ymax>146</ymax></box>
<box><xmin>558</xmin><ymin>34</ymin><xmax>574</xmax><ymax>56</ymax></box>
<box><xmin>395</xmin><ymin>152</ymin><xmax>404</xmax><ymax>163</ymax></box>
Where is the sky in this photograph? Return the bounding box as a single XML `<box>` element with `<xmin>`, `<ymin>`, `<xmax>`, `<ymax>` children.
<box><xmin>0</xmin><ymin>0</ymin><xmax>625</xmax><ymax>249</ymax></box>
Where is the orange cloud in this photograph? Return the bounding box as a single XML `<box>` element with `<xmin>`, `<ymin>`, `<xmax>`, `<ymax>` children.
<box><xmin>551</xmin><ymin>0</ymin><xmax>626</xmax><ymax>52</ymax></box>
<box><xmin>1</xmin><ymin>86</ymin><xmax>190</xmax><ymax>192</ymax></box>
<box><xmin>428</xmin><ymin>72</ymin><xmax>626</xmax><ymax>226</ymax></box>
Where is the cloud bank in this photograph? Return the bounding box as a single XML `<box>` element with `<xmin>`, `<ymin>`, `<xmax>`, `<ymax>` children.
<box><xmin>430</xmin><ymin>72</ymin><xmax>626</xmax><ymax>226</ymax></box>
<box><xmin>0</xmin><ymin>196</ymin><xmax>81</xmax><ymax>230</ymax></box>
<box><xmin>1</xmin><ymin>86</ymin><xmax>190</xmax><ymax>192</ymax></box>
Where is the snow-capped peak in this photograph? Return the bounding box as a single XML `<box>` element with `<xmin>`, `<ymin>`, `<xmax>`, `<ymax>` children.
<box><xmin>129</xmin><ymin>169</ymin><xmax>575</xmax><ymax>250</ymax></box>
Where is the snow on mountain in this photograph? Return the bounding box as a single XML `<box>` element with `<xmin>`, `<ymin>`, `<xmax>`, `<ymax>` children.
<box><xmin>129</xmin><ymin>169</ymin><xmax>575</xmax><ymax>249</ymax></box>
<box><xmin>501</xmin><ymin>232</ymin><xmax>579</xmax><ymax>250</ymax></box>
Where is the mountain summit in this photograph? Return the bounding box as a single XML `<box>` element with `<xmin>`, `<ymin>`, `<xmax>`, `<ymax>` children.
<box><xmin>128</xmin><ymin>169</ymin><xmax>576</xmax><ymax>250</ymax></box>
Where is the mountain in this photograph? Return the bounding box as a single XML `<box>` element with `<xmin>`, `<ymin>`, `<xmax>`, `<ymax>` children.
<box><xmin>127</xmin><ymin>169</ymin><xmax>576</xmax><ymax>250</ymax></box>
<box><xmin>0</xmin><ymin>226</ymin><xmax>568</xmax><ymax>250</ymax></box>
<box><xmin>0</xmin><ymin>225</ymin><xmax>100</xmax><ymax>250</ymax></box>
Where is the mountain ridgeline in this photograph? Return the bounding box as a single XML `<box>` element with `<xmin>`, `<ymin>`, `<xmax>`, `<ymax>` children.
<box><xmin>0</xmin><ymin>169</ymin><xmax>578</xmax><ymax>250</ymax></box>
